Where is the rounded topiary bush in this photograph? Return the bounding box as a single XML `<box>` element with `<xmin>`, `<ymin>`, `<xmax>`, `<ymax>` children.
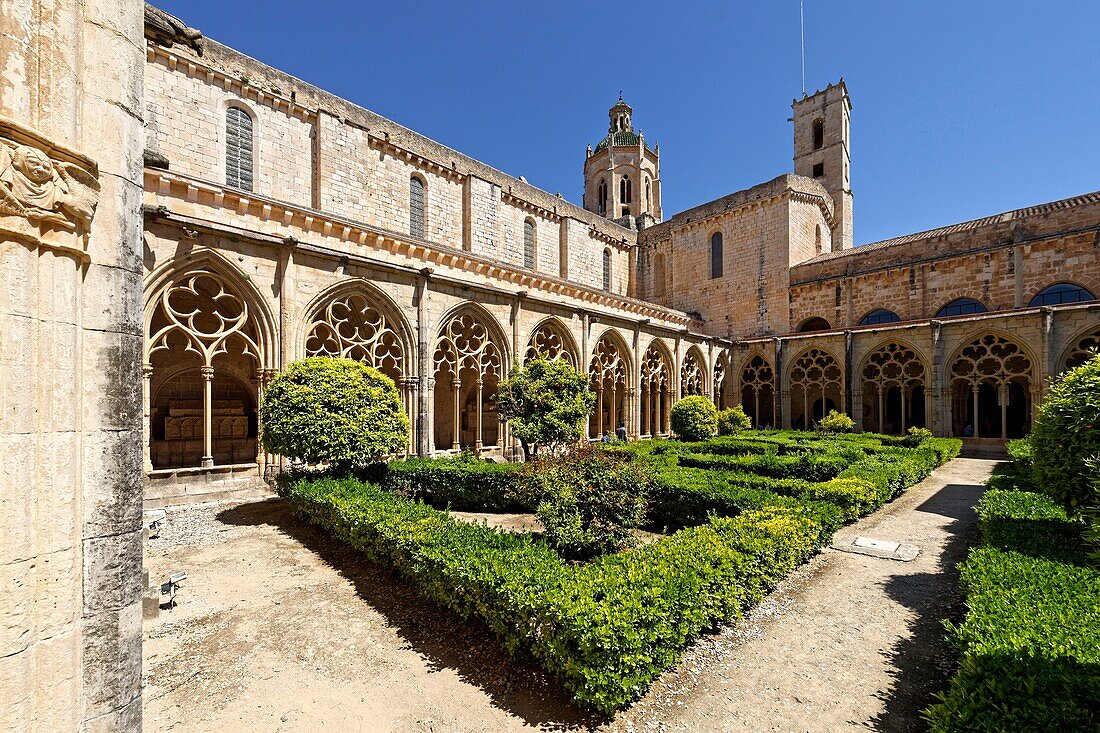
<box><xmin>717</xmin><ymin>405</ymin><xmax>752</xmax><ymax>435</ymax></box>
<box><xmin>1029</xmin><ymin>353</ymin><xmax>1100</xmax><ymax>515</ymax></box>
<box><xmin>670</xmin><ymin>395</ymin><xmax>718</xmax><ymax>441</ymax></box>
<box><xmin>261</xmin><ymin>356</ymin><xmax>409</xmax><ymax>468</ymax></box>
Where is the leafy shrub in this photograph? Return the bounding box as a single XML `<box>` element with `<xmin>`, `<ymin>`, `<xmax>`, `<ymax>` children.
<box><xmin>717</xmin><ymin>405</ymin><xmax>752</xmax><ymax>435</ymax></box>
<box><xmin>1028</xmin><ymin>353</ymin><xmax>1100</xmax><ymax>516</ymax></box>
<box><xmin>925</xmin><ymin>487</ymin><xmax>1100</xmax><ymax>731</ymax></box>
<box><xmin>670</xmin><ymin>395</ymin><xmax>719</xmax><ymax>441</ymax></box>
<box><xmin>380</xmin><ymin>453</ymin><xmax>531</xmax><ymax>512</ymax></box>
<box><xmin>261</xmin><ymin>357</ymin><xmax>408</xmax><ymax>468</ymax></box>
<box><xmin>527</xmin><ymin>443</ymin><xmax>652</xmax><ymax>558</ymax></box>
<box><xmin>677</xmin><ymin>451</ymin><xmax>852</xmax><ymax>482</ymax></box>
<box><xmin>1005</xmin><ymin>437</ymin><xmax>1034</xmax><ymax>471</ymax></box>
<box><xmin>817</xmin><ymin>409</ymin><xmax>855</xmax><ymax>434</ymax></box>
<box><xmin>494</xmin><ymin>356</ymin><xmax>594</xmax><ymax>459</ymax></box>
<box><xmin>900</xmin><ymin>426</ymin><xmax>933</xmax><ymax>447</ymax></box>
<box><xmin>284</xmin><ymin>474</ymin><xmax>821</xmax><ymax>712</ymax></box>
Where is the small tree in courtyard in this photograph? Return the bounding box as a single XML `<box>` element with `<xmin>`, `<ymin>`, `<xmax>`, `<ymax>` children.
<box><xmin>261</xmin><ymin>357</ymin><xmax>409</xmax><ymax>470</ymax></box>
<box><xmin>670</xmin><ymin>395</ymin><xmax>718</xmax><ymax>441</ymax></box>
<box><xmin>494</xmin><ymin>356</ymin><xmax>595</xmax><ymax>460</ymax></box>
<box><xmin>718</xmin><ymin>405</ymin><xmax>753</xmax><ymax>435</ymax></box>
<box><xmin>818</xmin><ymin>409</ymin><xmax>855</xmax><ymax>434</ymax></box>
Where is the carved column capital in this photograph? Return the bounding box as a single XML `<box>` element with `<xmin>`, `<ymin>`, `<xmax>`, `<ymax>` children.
<box><xmin>200</xmin><ymin>366</ymin><xmax>215</xmax><ymax>381</ymax></box>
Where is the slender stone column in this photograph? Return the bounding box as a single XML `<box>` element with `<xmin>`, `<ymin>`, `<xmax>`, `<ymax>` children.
<box><xmin>475</xmin><ymin>379</ymin><xmax>484</xmax><ymax>452</ymax></box>
<box><xmin>143</xmin><ymin>364</ymin><xmax>154</xmax><ymax>472</ymax></box>
<box><xmin>452</xmin><ymin>379</ymin><xmax>462</xmax><ymax>450</ymax></box>
<box><xmin>972</xmin><ymin>384</ymin><xmax>981</xmax><ymax>438</ymax></box>
<box><xmin>201</xmin><ymin>366</ymin><xmax>215</xmax><ymax>467</ymax></box>
<box><xmin>416</xmin><ymin>268</ymin><xmax>432</xmax><ymax>455</ymax></box>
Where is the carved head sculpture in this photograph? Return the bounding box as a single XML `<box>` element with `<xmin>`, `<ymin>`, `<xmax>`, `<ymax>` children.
<box><xmin>14</xmin><ymin>146</ymin><xmax>55</xmax><ymax>185</ymax></box>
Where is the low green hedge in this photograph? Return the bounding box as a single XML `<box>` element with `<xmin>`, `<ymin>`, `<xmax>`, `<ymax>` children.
<box><xmin>283</xmin><ymin>474</ymin><xmax>821</xmax><ymax>713</ymax></box>
<box><xmin>375</xmin><ymin>454</ymin><xmax>531</xmax><ymax>512</ymax></box>
<box><xmin>925</xmin><ymin>486</ymin><xmax>1100</xmax><ymax>731</ymax></box>
<box><xmin>677</xmin><ymin>450</ymin><xmax>857</xmax><ymax>482</ymax></box>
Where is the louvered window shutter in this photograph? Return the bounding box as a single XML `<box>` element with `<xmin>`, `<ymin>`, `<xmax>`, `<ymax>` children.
<box><xmin>603</xmin><ymin>249</ymin><xmax>612</xmax><ymax>292</ymax></box>
<box><xmin>409</xmin><ymin>177</ymin><xmax>425</xmax><ymax>238</ymax></box>
<box><xmin>523</xmin><ymin>221</ymin><xmax>535</xmax><ymax>269</ymax></box>
<box><xmin>225</xmin><ymin>107</ymin><xmax>254</xmax><ymax>192</ymax></box>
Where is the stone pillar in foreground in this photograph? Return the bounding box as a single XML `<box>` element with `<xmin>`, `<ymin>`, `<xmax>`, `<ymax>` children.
<box><xmin>0</xmin><ymin>1</ymin><xmax>145</xmax><ymax>731</ymax></box>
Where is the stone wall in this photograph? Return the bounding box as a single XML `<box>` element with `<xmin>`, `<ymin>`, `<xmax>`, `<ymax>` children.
<box><xmin>789</xmin><ymin>192</ymin><xmax>1100</xmax><ymax>330</ymax></box>
<box><xmin>0</xmin><ymin>1</ymin><xmax>145</xmax><ymax>731</ymax></box>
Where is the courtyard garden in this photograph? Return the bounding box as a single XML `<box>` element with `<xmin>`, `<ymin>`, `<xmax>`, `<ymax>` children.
<box><xmin>263</xmin><ymin>356</ymin><xmax>964</xmax><ymax>714</ymax></box>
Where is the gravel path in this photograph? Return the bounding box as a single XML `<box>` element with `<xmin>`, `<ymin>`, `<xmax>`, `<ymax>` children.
<box><xmin>142</xmin><ymin>458</ymin><xmax>996</xmax><ymax>732</ymax></box>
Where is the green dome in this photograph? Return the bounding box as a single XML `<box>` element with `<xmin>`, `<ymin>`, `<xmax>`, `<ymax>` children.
<box><xmin>594</xmin><ymin>130</ymin><xmax>650</xmax><ymax>153</ymax></box>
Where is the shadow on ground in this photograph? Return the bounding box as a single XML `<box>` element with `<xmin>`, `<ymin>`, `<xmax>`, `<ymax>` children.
<box><xmin>216</xmin><ymin>498</ymin><xmax>605</xmax><ymax>732</ymax></box>
<box><xmin>867</xmin><ymin>479</ymin><xmax>987</xmax><ymax>732</ymax></box>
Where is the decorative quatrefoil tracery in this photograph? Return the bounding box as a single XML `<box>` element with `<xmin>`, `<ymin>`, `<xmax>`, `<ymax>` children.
<box><xmin>589</xmin><ymin>334</ymin><xmax>627</xmax><ymax>386</ymax></box>
<box><xmin>681</xmin><ymin>350</ymin><xmax>704</xmax><ymax>396</ymax></box>
<box><xmin>789</xmin><ymin>348</ymin><xmax>841</xmax><ymax>390</ymax></box>
<box><xmin>434</xmin><ymin>312</ymin><xmax>502</xmax><ymax>380</ymax></box>
<box><xmin>641</xmin><ymin>343</ymin><xmax>671</xmax><ymax>389</ymax></box>
<box><xmin>862</xmin><ymin>343</ymin><xmax>926</xmax><ymax>389</ymax></box>
<box><xmin>525</xmin><ymin>321</ymin><xmax>577</xmax><ymax>367</ymax></box>
<box><xmin>1065</xmin><ymin>328</ymin><xmax>1100</xmax><ymax>370</ymax></box>
<box><xmin>305</xmin><ymin>293</ymin><xmax>404</xmax><ymax>379</ymax></box>
<box><xmin>950</xmin><ymin>334</ymin><xmax>1031</xmax><ymax>386</ymax></box>
<box><xmin>148</xmin><ymin>269</ymin><xmax>261</xmax><ymax>367</ymax></box>
<box><xmin>741</xmin><ymin>354</ymin><xmax>774</xmax><ymax>390</ymax></box>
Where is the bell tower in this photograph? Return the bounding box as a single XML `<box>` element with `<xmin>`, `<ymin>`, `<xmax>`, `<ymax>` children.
<box><xmin>793</xmin><ymin>79</ymin><xmax>852</xmax><ymax>250</ymax></box>
<box><xmin>583</xmin><ymin>95</ymin><xmax>662</xmax><ymax>228</ymax></box>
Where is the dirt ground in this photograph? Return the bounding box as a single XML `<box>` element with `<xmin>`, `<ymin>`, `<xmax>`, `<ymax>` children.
<box><xmin>142</xmin><ymin>458</ymin><xmax>997</xmax><ymax>732</ymax></box>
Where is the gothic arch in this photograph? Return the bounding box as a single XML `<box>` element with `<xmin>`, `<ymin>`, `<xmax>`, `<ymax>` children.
<box><xmin>739</xmin><ymin>353</ymin><xmax>775</xmax><ymax>428</ymax></box>
<box><xmin>640</xmin><ymin>339</ymin><xmax>673</xmax><ymax>437</ymax></box>
<box><xmin>432</xmin><ymin>303</ymin><xmax>509</xmax><ymax>453</ymax></box>
<box><xmin>142</xmin><ymin>249</ymin><xmax>277</xmax><ymax>471</ymax></box>
<box><xmin>524</xmin><ymin>316</ymin><xmax>579</xmax><ymax>368</ymax></box>
<box><xmin>680</xmin><ymin>345</ymin><xmax>707</xmax><ymax>397</ymax></box>
<box><xmin>947</xmin><ymin>332</ymin><xmax>1035</xmax><ymax>439</ymax></box>
<box><xmin>713</xmin><ymin>350</ymin><xmax>732</xmax><ymax>409</ymax></box>
<box><xmin>298</xmin><ymin>279</ymin><xmax>414</xmax><ymax>380</ymax></box>
<box><xmin>859</xmin><ymin>340</ymin><xmax>928</xmax><ymax>434</ymax></box>
<box><xmin>787</xmin><ymin>346</ymin><xmax>843</xmax><ymax>429</ymax></box>
<box><xmin>588</xmin><ymin>329</ymin><xmax>632</xmax><ymax>439</ymax></box>
<box><xmin>1059</xmin><ymin>322</ymin><xmax>1100</xmax><ymax>371</ymax></box>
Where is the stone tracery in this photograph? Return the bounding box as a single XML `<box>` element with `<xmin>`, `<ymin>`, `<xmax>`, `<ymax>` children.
<box><xmin>860</xmin><ymin>342</ymin><xmax>927</xmax><ymax>434</ymax></box>
<box><xmin>588</xmin><ymin>333</ymin><xmax>629</xmax><ymax>439</ymax></box>
<box><xmin>949</xmin><ymin>334</ymin><xmax>1032</xmax><ymax>439</ymax></box>
<box><xmin>680</xmin><ymin>348</ymin><xmax>705</xmax><ymax>397</ymax></box>
<box><xmin>525</xmin><ymin>319</ymin><xmax>577</xmax><ymax>367</ymax></box>
<box><xmin>640</xmin><ymin>342</ymin><xmax>672</xmax><ymax>436</ymax></box>
<box><xmin>788</xmin><ymin>347</ymin><xmax>842</xmax><ymax>429</ymax></box>
<box><xmin>1064</xmin><ymin>327</ymin><xmax>1100</xmax><ymax>370</ymax></box>
<box><xmin>433</xmin><ymin>311</ymin><xmax>504</xmax><ymax>452</ymax></box>
<box><xmin>305</xmin><ymin>292</ymin><xmax>405</xmax><ymax>380</ymax></box>
<box><xmin>740</xmin><ymin>354</ymin><xmax>775</xmax><ymax>428</ymax></box>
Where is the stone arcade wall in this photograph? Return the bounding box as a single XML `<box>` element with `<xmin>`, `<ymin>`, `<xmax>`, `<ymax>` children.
<box><xmin>1</xmin><ymin>1</ymin><xmax>145</xmax><ymax>731</ymax></box>
<box><xmin>789</xmin><ymin>192</ymin><xmax>1100</xmax><ymax>330</ymax></box>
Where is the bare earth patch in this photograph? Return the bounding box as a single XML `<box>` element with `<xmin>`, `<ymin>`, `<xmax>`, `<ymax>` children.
<box><xmin>143</xmin><ymin>458</ymin><xmax>997</xmax><ymax>732</ymax></box>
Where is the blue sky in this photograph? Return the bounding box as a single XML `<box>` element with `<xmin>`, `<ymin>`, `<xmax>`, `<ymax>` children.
<box><xmin>157</xmin><ymin>0</ymin><xmax>1099</xmax><ymax>245</ymax></box>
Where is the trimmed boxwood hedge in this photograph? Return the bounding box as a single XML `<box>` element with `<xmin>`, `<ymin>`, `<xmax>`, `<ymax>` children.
<box><xmin>925</xmin><ymin>483</ymin><xmax>1100</xmax><ymax>731</ymax></box>
<box><xmin>282</xmin><ymin>474</ymin><xmax>821</xmax><ymax>712</ymax></box>
<box><xmin>372</xmin><ymin>453</ymin><xmax>531</xmax><ymax>512</ymax></box>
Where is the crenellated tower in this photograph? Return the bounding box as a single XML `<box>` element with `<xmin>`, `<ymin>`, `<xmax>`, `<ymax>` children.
<box><xmin>583</xmin><ymin>96</ymin><xmax>662</xmax><ymax>228</ymax></box>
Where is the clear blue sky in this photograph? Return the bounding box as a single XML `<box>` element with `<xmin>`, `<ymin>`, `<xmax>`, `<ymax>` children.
<box><xmin>157</xmin><ymin>0</ymin><xmax>1099</xmax><ymax>245</ymax></box>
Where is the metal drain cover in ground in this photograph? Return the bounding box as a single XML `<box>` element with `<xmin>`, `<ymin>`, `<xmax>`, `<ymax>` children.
<box><xmin>831</xmin><ymin>535</ymin><xmax>920</xmax><ymax>562</ymax></box>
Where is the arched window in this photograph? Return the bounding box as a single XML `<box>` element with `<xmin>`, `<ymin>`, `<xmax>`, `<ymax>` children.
<box><xmin>815</xmin><ymin>225</ymin><xmax>823</xmax><ymax>255</ymax></box>
<box><xmin>1029</xmin><ymin>283</ymin><xmax>1095</xmax><ymax>307</ymax></box>
<box><xmin>653</xmin><ymin>253</ymin><xmax>666</xmax><ymax>298</ymax></box>
<box><xmin>859</xmin><ymin>309</ymin><xmax>901</xmax><ymax>326</ymax></box>
<box><xmin>597</xmin><ymin>179</ymin><xmax>608</xmax><ymax>215</ymax></box>
<box><xmin>645</xmin><ymin>178</ymin><xmax>651</xmax><ymax>210</ymax></box>
<box><xmin>798</xmin><ymin>317</ymin><xmax>831</xmax><ymax>333</ymax></box>
<box><xmin>602</xmin><ymin>249</ymin><xmax>612</xmax><ymax>292</ymax></box>
<box><xmin>710</xmin><ymin>231</ymin><xmax>724</xmax><ymax>279</ymax></box>
<box><xmin>409</xmin><ymin>176</ymin><xmax>426</xmax><ymax>239</ymax></box>
<box><xmin>523</xmin><ymin>219</ymin><xmax>536</xmax><ymax>269</ymax></box>
<box><xmin>812</xmin><ymin>118</ymin><xmax>824</xmax><ymax>150</ymax></box>
<box><xmin>936</xmin><ymin>298</ymin><xmax>987</xmax><ymax>318</ymax></box>
<box><xmin>620</xmin><ymin>176</ymin><xmax>632</xmax><ymax>204</ymax></box>
<box><xmin>225</xmin><ymin>107</ymin><xmax>254</xmax><ymax>192</ymax></box>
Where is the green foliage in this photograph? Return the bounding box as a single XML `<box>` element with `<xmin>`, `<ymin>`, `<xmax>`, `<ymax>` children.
<box><xmin>283</xmin><ymin>474</ymin><xmax>821</xmax><ymax>712</ymax></box>
<box><xmin>1028</xmin><ymin>353</ymin><xmax>1100</xmax><ymax>516</ymax></box>
<box><xmin>817</xmin><ymin>409</ymin><xmax>855</xmax><ymax>433</ymax></box>
<box><xmin>494</xmin><ymin>357</ymin><xmax>595</xmax><ymax>458</ymax></box>
<box><xmin>669</xmin><ymin>395</ymin><xmax>719</xmax><ymax>441</ymax></box>
<box><xmin>379</xmin><ymin>452</ymin><xmax>531</xmax><ymax>512</ymax></box>
<box><xmin>1005</xmin><ymin>437</ymin><xmax>1034</xmax><ymax>471</ymax></box>
<box><xmin>900</xmin><ymin>426</ymin><xmax>934</xmax><ymax>447</ymax></box>
<box><xmin>717</xmin><ymin>405</ymin><xmax>752</xmax><ymax>435</ymax></box>
<box><xmin>260</xmin><ymin>357</ymin><xmax>408</xmax><ymax>467</ymax></box>
<box><xmin>527</xmin><ymin>443</ymin><xmax>653</xmax><ymax>558</ymax></box>
<box><xmin>925</xmin><ymin>486</ymin><xmax>1100</xmax><ymax>732</ymax></box>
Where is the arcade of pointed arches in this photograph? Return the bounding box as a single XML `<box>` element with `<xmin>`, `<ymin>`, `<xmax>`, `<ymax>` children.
<box><xmin>141</xmin><ymin>262</ymin><xmax>1099</xmax><ymax>474</ymax></box>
